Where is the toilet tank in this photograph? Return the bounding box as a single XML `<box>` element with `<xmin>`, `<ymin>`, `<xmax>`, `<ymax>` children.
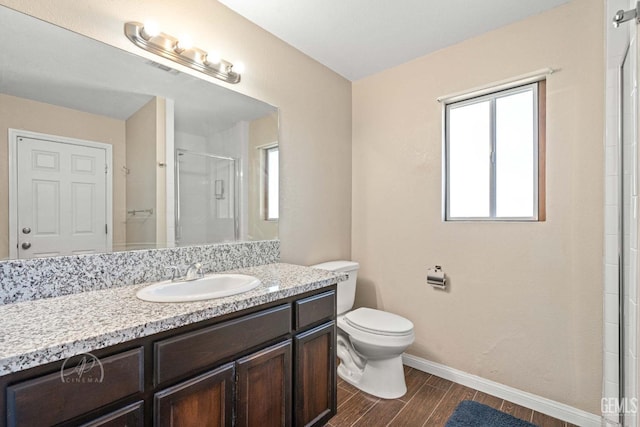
<box><xmin>311</xmin><ymin>260</ymin><xmax>359</xmax><ymax>315</ymax></box>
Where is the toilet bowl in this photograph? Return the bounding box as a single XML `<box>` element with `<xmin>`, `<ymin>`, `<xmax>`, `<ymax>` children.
<box><xmin>312</xmin><ymin>261</ymin><xmax>415</xmax><ymax>399</ymax></box>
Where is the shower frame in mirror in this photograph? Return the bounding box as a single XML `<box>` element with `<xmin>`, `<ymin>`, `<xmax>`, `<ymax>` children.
<box><xmin>175</xmin><ymin>149</ymin><xmax>241</xmax><ymax>245</ymax></box>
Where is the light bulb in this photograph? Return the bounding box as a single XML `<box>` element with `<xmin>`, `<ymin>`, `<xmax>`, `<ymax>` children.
<box><xmin>141</xmin><ymin>21</ymin><xmax>160</xmax><ymax>39</ymax></box>
<box><xmin>233</xmin><ymin>61</ymin><xmax>245</xmax><ymax>74</ymax></box>
<box><xmin>176</xmin><ymin>35</ymin><xmax>193</xmax><ymax>52</ymax></box>
<box><xmin>206</xmin><ymin>51</ymin><xmax>221</xmax><ymax>65</ymax></box>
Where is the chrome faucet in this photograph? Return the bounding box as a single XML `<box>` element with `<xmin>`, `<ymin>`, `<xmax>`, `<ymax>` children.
<box><xmin>183</xmin><ymin>262</ymin><xmax>204</xmax><ymax>281</ymax></box>
<box><xmin>165</xmin><ymin>266</ymin><xmax>183</xmax><ymax>281</ymax></box>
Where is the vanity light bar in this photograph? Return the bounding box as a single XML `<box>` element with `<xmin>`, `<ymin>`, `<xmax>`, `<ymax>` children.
<box><xmin>124</xmin><ymin>22</ymin><xmax>241</xmax><ymax>84</ymax></box>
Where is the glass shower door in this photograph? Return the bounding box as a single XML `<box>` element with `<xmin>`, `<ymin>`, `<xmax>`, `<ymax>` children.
<box><xmin>175</xmin><ymin>149</ymin><xmax>239</xmax><ymax>245</ymax></box>
<box><xmin>619</xmin><ymin>40</ymin><xmax>638</xmax><ymax>426</ymax></box>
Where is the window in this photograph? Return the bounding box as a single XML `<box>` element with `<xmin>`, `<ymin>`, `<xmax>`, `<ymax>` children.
<box><xmin>263</xmin><ymin>145</ymin><xmax>279</xmax><ymax>220</ymax></box>
<box><xmin>444</xmin><ymin>81</ymin><xmax>545</xmax><ymax>221</ymax></box>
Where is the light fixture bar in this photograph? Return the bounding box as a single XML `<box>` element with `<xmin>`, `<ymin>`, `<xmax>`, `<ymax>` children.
<box><xmin>124</xmin><ymin>22</ymin><xmax>241</xmax><ymax>84</ymax></box>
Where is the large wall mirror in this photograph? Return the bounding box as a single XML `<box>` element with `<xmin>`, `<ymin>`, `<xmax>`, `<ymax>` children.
<box><xmin>0</xmin><ymin>6</ymin><xmax>279</xmax><ymax>260</ymax></box>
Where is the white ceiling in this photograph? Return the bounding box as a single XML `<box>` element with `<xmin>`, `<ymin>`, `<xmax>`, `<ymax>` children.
<box><xmin>219</xmin><ymin>0</ymin><xmax>571</xmax><ymax>81</ymax></box>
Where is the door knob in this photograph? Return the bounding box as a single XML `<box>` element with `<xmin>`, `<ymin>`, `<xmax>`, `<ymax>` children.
<box><xmin>22</xmin><ymin>227</ymin><xmax>31</xmax><ymax>234</ymax></box>
<box><xmin>21</xmin><ymin>242</ymin><xmax>31</xmax><ymax>250</ymax></box>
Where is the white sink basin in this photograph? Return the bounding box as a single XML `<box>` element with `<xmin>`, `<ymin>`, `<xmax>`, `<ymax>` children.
<box><xmin>136</xmin><ymin>274</ymin><xmax>261</xmax><ymax>302</ymax></box>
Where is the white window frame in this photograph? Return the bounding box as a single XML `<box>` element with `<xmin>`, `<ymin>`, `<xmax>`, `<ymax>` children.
<box><xmin>443</xmin><ymin>82</ymin><xmax>541</xmax><ymax>221</ymax></box>
<box><xmin>261</xmin><ymin>143</ymin><xmax>279</xmax><ymax>221</ymax></box>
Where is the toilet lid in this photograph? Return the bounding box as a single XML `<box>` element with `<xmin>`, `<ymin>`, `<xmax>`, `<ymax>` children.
<box><xmin>344</xmin><ymin>308</ymin><xmax>414</xmax><ymax>336</ymax></box>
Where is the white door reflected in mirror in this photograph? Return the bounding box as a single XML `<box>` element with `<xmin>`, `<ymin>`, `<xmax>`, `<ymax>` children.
<box><xmin>10</xmin><ymin>131</ymin><xmax>112</xmax><ymax>259</ymax></box>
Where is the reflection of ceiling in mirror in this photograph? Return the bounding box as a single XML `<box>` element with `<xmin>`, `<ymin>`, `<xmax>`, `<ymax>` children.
<box><xmin>0</xmin><ymin>5</ymin><xmax>276</xmax><ymax>135</ymax></box>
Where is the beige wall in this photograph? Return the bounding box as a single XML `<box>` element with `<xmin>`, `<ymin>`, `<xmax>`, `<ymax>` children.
<box><xmin>125</xmin><ymin>98</ymin><xmax>158</xmax><ymax>249</ymax></box>
<box><xmin>352</xmin><ymin>0</ymin><xmax>603</xmax><ymax>414</ymax></box>
<box><xmin>0</xmin><ymin>93</ymin><xmax>127</xmax><ymax>258</ymax></box>
<box><xmin>248</xmin><ymin>113</ymin><xmax>279</xmax><ymax>240</ymax></box>
<box><xmin>0</xmin><ymin>0</ymin><xmax>352</xmax><ymax>264</ymax></box>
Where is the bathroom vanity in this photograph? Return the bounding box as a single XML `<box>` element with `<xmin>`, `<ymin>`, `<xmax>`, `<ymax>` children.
<box><xmin>0</xmin><ymin>263</ymin><xmax>342</xmax><ymax>427</ymax></box>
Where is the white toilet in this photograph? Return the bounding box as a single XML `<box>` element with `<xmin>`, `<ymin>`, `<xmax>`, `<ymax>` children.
<box><xmin>312</xmin><ymin>260</ymin><xmax>415</xmax><ymax>399</ymax></box>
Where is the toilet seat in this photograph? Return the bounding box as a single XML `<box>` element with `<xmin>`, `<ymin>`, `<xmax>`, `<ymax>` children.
<box><xmin>344</xmin><ymin>308</ymin><xmax>414</xmax><ymax>337</ymax></box>
<box><xmin>337</xmin><ymin>309</ymin><xmax>415</xmax><ymax>356</ymax></box>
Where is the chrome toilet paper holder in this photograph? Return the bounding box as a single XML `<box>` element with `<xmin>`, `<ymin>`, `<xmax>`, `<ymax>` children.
<box><xmin>427</xmin><ymin>265</ymin><xmax>446</xmax><ymax>289</ymax></box>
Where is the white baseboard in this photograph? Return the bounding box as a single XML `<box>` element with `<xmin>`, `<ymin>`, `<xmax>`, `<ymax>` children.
<box><xmin>402</xmin><ymin>353</ymin><xmax>602</xmax><ymax>427</ymax></box>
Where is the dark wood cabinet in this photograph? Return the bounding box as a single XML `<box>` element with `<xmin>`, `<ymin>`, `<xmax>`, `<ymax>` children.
<box><xmin>154</xmin><ymin>305</ymin><xmax>291</xmax><ymax>386</ymax></box>
<box><xmin>155</xmin><ymin>363</ymin><xmax>234</xmax><ymax>427</ymax></box>
<box><xmin>294</xmin><ymin>291</ymin><xmax>335</xmax><ymax>330</ymax></box>
<box><xmin>294</xmin><ymin>322</ymin><xmax>336</xmax><ymax>427</ymax></box>
<box><xmin>6</xmin><ymin>347</ymin><xmax>144</xmax><ymax>427</ymax></box>
<box><xmin>236</xmin><ymin>340</ymin><xmax>292</xmax><ymax>427</ymax></box>
<box><xmin>0</xmin><ymin>286</ymin><xmax>337</xmax><ymax>427</ymax></box>
<box><xmin>79</xmin><ymin>401</ymin><xmax>144</xmax><ymax>427</ymax></box>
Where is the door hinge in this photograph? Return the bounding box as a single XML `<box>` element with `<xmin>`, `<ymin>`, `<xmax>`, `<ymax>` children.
<box><xmin>105</xmin><ymin>224</ymin><xmax>108</xmax><ymax>234</ymax></box>
<box><xmin>105</xmin><ymin>164</ymin><xmax>108</xmax><ymax>173</ymax></box>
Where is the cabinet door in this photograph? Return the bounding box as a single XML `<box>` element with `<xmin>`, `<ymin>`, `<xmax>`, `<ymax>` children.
<box><xmin>236</xmin><ymin>340</ymin><xmax>292</xmax><ymax>427</ymax></box>
<box><xmin>155</xmin><ymin>362</ymin><xmax>234</xmax><ymax>427</ymax></box>
<box><xmin>294</xmin><ymin>322</ymin><xmax>336</xmax><ymax>427</ymax></box>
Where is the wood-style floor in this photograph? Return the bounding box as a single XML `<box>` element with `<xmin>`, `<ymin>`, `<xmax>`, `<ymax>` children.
<box><xmin>326</xmin><ymin>366</ymin><xmax>575</xmax><ymax>427</ymax></box>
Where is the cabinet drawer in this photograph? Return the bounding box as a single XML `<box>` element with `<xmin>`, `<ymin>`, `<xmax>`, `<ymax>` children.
<box><xmin>7</xmin><ymin>347</ymin><xmax>144</xmax><ymax>427</ymax></box>
<box><xmin>294</xmin><ymin>291</ymin><xmax>336</xmax><ymax>330</ymax></box>
<box><xmin>155</xmin><ymin>304</ymin><xmax>291</xmax><ymax>385</ymax></box>
<box><xmin>79</xmin><ymin>401</ymin><xmax>144</xmax><ymax>427</ymax></box>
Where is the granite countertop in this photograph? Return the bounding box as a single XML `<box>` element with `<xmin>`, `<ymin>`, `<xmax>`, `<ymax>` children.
<box><xmin>0</xmin><ymin>263</ymin><xmax>345</xmax><ymax>377</ymax></box>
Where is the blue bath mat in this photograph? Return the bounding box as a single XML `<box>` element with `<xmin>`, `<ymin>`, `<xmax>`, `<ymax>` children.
<box><xmin>445</xmin><ymin>400</ymin><xmax>538</xmax><ymax>427</ymax></box>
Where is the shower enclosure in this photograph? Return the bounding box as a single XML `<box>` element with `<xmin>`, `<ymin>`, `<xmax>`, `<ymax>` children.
<box><xmin>618</xmin><ymin>42</ymin><xmax>635</xmax><ymax>426</ymax></box>
<box><xmin>175</xmin><ymin>149</ymin><xmax>239</xmax><ymax>244</ymax></box>
<box><xmin>607</xmin><ymin>2</ymin><xmax>640</xmax><ymax>425</ymax></box>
